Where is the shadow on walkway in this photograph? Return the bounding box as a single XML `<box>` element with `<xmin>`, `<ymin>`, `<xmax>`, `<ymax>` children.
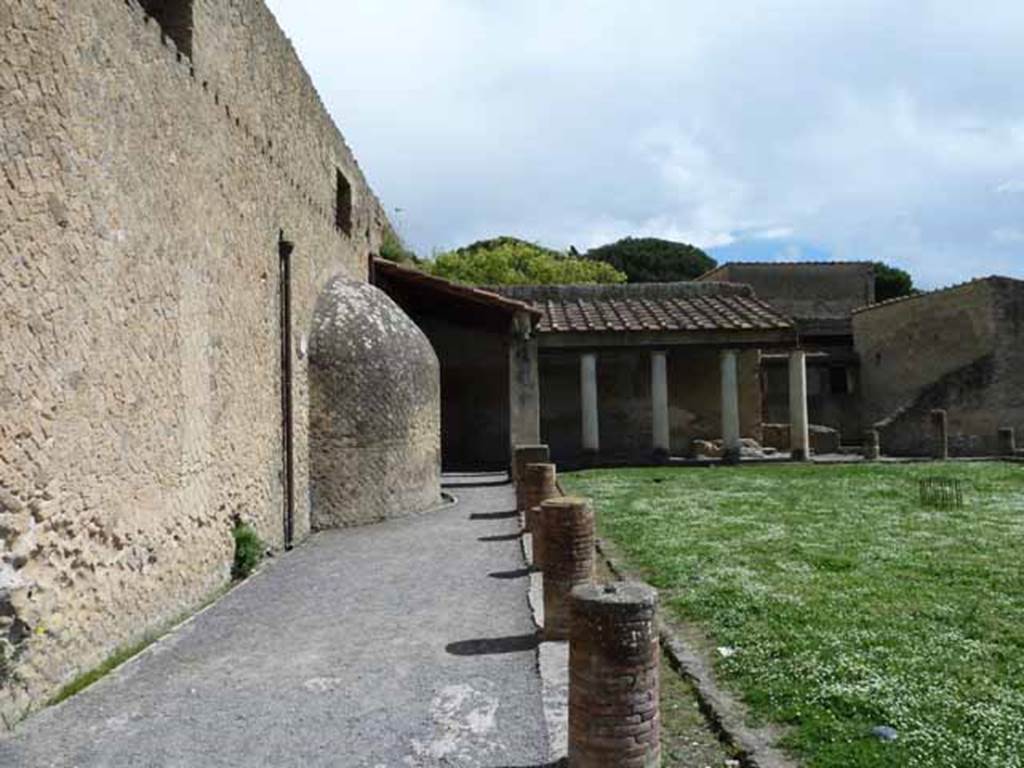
<box><xmin>489</xmin><ymin>567</ymin><xmax>532</xmax><ymax>580</ymax></box>
<box><xmin>479</xmin><ymin>532</ymin><xmax>521</xmax><ymax>542</ymax></box>
<box><xmin>447</xmin><ymin>633</ymin><xmax>540</xmax><ymax>657</ymax></box>
<box><xmin>470</xmin><ymin>509</ymin><xmax>519</xmax><ymax>521</ymax></box>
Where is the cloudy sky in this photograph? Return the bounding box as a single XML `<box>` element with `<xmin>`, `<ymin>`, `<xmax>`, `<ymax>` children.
<box><xmin>265</xmin><ymin>1</ymin><xmax>1024</xmax><ymax>288</ymax></box>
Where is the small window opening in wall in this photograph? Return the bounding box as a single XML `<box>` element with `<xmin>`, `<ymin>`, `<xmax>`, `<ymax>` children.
<box><xmin>140</xmin><ymin>0</ymin><xmax>194</xmax><ymax>57</ymax></box>
<box><xmin>335</xmin><ymin>169</ymin><xmax>353</xmax><ymax>236</ymax></box>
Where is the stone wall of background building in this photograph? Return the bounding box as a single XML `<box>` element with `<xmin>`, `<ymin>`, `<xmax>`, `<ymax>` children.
<box><xmin>0</xmin><ymin>0</ymin><xmax>393</xmax><ymax>724</ymax></box>
<box><xmin>854</xmin><ymin>278</ymin><xmax>1023</xmax><ymax>455</ymax></box>
<box><xmin>538</xmin><ymin>348</ymin><xmax>761</xmax><ymax>463</ymax></box>
<box><xmin>700</xmin><ymin>262</ymin><xmax>875</xmax><ymax>320</ymax></box>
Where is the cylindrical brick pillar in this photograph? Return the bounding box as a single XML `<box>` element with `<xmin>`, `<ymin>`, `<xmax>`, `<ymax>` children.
<box><xmin>523</xmin><ymin>463</ymin><xmax>558</xmax><ymax>568</ymax></box>
<box><xmin>540</xmin><ymin>497</ymin><xmax>595</xmax><ymax>640</ymax></box>
<box><xmin>931</xmin><ymin>409</ymin><xmax>949</xmax><ymax>460</ymax></box>
<box><xmin>998</xmin><ymin>427</ymin><xmax>1016</xmax><ymax>457</ymax></box>
<box><xmin>513</xmin><ymin>444</ymin><xmax>550</xmax><ymax>512</ymax></box>
<box><xmin>569</xmin><ymin>582</ymin><xmax>660</xmax><ymax>768</ymax></box>
<box><xmin>863</xmin><ymin>429</ymin><xmax>880</xmax><ymax>460</ymax></box>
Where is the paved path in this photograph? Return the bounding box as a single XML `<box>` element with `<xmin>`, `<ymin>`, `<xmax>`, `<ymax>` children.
<box><xmin>1</xmin><ymin>477</ymin><xmax>551</xmax><ymax>767</ymax></box>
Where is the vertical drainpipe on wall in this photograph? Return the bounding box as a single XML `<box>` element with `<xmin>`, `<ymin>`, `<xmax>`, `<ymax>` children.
<box><xmin>279</xmin><ymin>234</ymin><xmax>295</xmax><ymax>549</ymax></box>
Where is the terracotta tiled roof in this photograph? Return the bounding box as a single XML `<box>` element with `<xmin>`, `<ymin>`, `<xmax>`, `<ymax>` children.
<box><xmin>495</xmin><ymin>283</ymin><xmax>794</xmax><ymax>334</ymax></box>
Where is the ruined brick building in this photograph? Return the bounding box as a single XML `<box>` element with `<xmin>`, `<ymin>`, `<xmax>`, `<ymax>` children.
<box><xmin>855</xmin><ymin>276</ymin><xmax>1024</xmax><ymax>456</ymax></box>
<box><xmin>1</xmin><ymin>0</ymin><xmax>441</xmax><ymax>725</ymax></box>
<box><xmin>698</xmin><ymin>264</ymin><xmax>1024</xmax><ymax>457</ymax></box>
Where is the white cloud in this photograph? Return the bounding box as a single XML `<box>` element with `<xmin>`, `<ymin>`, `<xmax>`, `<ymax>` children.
<box><xmin>996</xmin><ymin>180</ymin><xmax>1024</xmax><ymax>194</ymax></box>
<box><xmin>265</xmin><ymin>0</ymin><xmax>1024</xmax><ymax>287</ymax></box>
<box><xmin>992</xmin><ymin>228</ymin><xmax>1024</xmax><ymax>244</ymax></box>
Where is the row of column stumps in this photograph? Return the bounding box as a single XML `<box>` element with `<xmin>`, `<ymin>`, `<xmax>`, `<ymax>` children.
<box><xmin>579</xmin><ymin>348</ymin><xmax>812</xmax><ymax>463</ymax></box>
<box><xmin>864</xmin><ymin>423</ymin><xmax>1019</xmax><ymax>460</ymax></box>
<box><xmin>512</xmin><ymin>446</ymin><xmax>661</xmax><ymax>767</ymax></box>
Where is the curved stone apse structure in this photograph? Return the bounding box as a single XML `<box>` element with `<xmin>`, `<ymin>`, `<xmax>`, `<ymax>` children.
<box><xmin>309</xmin><ymin>277</ymin><xmax>442</xmax><ymax>527</ymax></box>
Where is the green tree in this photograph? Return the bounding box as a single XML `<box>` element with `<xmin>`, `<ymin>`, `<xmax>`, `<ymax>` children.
<box><xmin>873</xmin><ymin>262</ymin><xmax>916</xmax><ymax>302</ymax></box>
<box><xmin>584</xmin><ymin>237</ymin><xmax>716</xmax><ymax>283</ymax></box>
<box><xmin>427</xmin><ymin>236</ymin><xmax>626</xmax><ymax>285</ymax></box>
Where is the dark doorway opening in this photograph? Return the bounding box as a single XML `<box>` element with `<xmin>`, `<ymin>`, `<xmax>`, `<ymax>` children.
<box><xmin>278</xmin><ymin>234</ymin><xmax>295</xmax><ymax>548</ymax></box>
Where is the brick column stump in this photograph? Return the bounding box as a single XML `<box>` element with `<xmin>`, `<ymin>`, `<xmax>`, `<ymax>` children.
<box><xmin>931</xmin><ymin>409</ymin><xmax>949</xmax><ymax>460</ymax></box>
<box><xmin>863</xmin><ymin>429</ymin><xmax>880</xmax><ymax>461</ymax></box>
<box><xmin>998</xmin><ymin>427</ymin><xmax>1016</xmax><ymax>457</ymax></box>
<box><xmin>569</xmin><ymin>582</ymin><xmax>660</xmax><ymax>768</ymax></box>
<box><xmin>540</xmin><ymin>497</ymin><xmax>595</xmax><ymax>640</ymax></box>
<box><xmin>523</xmin><ymin>462</ymin><xmax>558</xmax><ymax>567</ymax></box>
<box><xmin>513</xmin><ymin>444</ymin><xmax>550</xmax><ymax>512</ymax></box>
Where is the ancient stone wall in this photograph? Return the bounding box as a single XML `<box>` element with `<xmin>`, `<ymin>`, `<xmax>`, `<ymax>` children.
<box><xmin>1</xmin><ymin>0</ymin><xmax>392</xmax><ymax>723</ymax></box>
<box><xmin>854</xmin><ymin>278</ymin><xmax>1024</xmax><ymax>455</ymax></box>
<box><xmin>701</xmin><ymin>262</ymin><xmax>875</xmax><ymax>319</ymax></box>
<box><xmin>537</xmin><ymin>348</ymin><xmax>761</xmax><ymax>463</ymax></box>
<box><xmin>854</xmin><ymin>280</ymin><xmax>997</xmax><ymax>426</ymax></box>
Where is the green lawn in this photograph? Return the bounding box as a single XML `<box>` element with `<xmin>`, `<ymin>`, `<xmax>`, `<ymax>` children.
<box><xmin>561</xmin><ymin>463</ymin><xmax>1024</xmax><ymax>768</ymax></box>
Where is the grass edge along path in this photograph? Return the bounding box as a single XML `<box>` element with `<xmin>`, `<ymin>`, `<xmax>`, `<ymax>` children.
<box><xmin>562</xmin><ymin>462</ymin><xmax>1024</xmax><ymax>768</ymax></box>
<box><xmin>597</xmin><ymin>534</ymin><xmax>796</xmax><ymax>768</ymax></box>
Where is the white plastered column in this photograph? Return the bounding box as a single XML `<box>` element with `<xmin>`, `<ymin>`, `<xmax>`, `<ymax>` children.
<box><xmin>789</xmin><ymin>350</ymin><xmax>810</xmax><ymax>461</ymax></box>
<box><xmin>651</xmin><ymin>350</ymin><xmax>670</xmax><ymax>457</ymax></box>
<box><xmin>720</xmin><ymin>349</ymin><xmax>741</xmax><ymax>463</ymax></box>
<box><xmin>580</xmin><ymin>352</ymin><xmax>599</xmax><ymax>454</ymax></box>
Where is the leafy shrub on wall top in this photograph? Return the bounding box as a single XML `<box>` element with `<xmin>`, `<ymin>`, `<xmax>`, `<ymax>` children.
<box><xmin>427</xmin><ymin>236</ymin><xmax>626</xmax><ymax>285</ymax></box>
<box><xmin>584</xmin><ymin>237</ymin><xmax>717</xmax><ymax>283</ymax></box>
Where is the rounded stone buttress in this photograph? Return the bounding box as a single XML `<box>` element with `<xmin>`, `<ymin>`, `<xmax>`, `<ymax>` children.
<box><xmin>309</xmin><ymin>275</ymin><xmax>441</xmax><ymax>528</ymax></box>
<box><xmin>569</xmin><ymin>582</ymin><xmax>660</xmax><ymax>768</ymax></box>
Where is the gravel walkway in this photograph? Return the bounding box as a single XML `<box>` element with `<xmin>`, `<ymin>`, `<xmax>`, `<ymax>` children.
<box><xmin>0</xmin><ymin>476</ymin><xmax>550</xmax><ymax>767</ymax></box>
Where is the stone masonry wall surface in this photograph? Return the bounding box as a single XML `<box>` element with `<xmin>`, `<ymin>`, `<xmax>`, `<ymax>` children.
<box><xmin>0</xmin><ymin>0</ymin><xmax>391</xmax><ymax>724</ymax></box>
<box><xmin>708</xmin><ymin>262</ymin><xmax>875</xmax><ymax>319</ymax></box>
<box><xmin>854</xmin><ymin>280</ymin><xmax>997</xmax><ymax>425</ymax></box>
<box><xmin>854</xmin><ymin>279</ymin><xmax>1024</xmax><ymax>455</ymax></box>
